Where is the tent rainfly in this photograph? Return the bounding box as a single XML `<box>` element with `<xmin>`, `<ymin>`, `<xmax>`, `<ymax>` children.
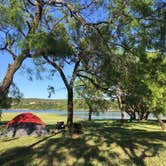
<box><xmin>1</xmin><ymin>112</ymin><xmax>48</xmax><ymax>137</ymax></box>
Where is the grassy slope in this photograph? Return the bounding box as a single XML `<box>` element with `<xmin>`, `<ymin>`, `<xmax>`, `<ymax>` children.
<box><xmin>3</xmin><ymin>98</ymin><xmax>118</xmax><ymax>111</ymax></box>
<box><xmin>0</xmin><ymin>113</ymin><xmax>166</xmax><ymax>166</ymax></box>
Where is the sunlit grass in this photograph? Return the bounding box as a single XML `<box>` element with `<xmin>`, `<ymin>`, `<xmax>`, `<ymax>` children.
<box><xmin>0</xmin><ymin>113</ymin><xmax>166</xmax><ymax>166</ymax></box>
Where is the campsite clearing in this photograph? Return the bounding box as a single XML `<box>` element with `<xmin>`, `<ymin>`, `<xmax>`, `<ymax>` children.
<box><xmin>0</xmin><ymin>113</ymin><xmax>166</xmax><ymax>166</ymax></box>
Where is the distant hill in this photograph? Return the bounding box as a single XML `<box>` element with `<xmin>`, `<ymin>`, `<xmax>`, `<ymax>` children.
<box><xmin>3</xmin><ymin>98</ymin><xmax>118</xmax><ymax>111</ymax></box>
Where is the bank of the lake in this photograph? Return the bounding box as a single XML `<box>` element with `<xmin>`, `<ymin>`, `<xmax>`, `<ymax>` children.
<box><xmin>0</xmin><ymin>113</ymin><xmax>166</xmax><ymax>166</ymax></box>
<box><xmin>2</xmin><ymin>98</ymin><xmax>118</xmax><ymax>111</ymax></box>
<box><xmin>2</xmin><ymin>110</ymin><xmax>166</xmax><ymax>120</ymax></box>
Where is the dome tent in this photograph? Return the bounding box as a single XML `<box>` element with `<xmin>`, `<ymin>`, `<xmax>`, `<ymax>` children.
<box><xmin>1</xmin><ymin>113</ymin><xmax>48</xmax><ymax>137</ymax></box>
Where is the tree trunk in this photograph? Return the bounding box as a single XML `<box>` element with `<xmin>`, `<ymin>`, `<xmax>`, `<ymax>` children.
<box><xmin>118</xmin><ymin>96</ymin><xmax>125</xmax><ymax>124</ymax></box>
<box><xmin>129</xmin><ymin>110</ymin><xmax>136</xmax><ymax>122</ymax></box>
<box><xmin>0</xmin><ymin>54</ymin><xmax>27</xmax><ymax>99</ymax></box>
<box><xmin>87</xmin><ymin>102</ymin><xmax>93</xmax><ymax>121</ymax></box>
<box><xmin>139</xmin><ymin>111</ymin><xmax>150</xmax><ymax>121</ymax></box>
<box><xmin>156</xmin><ymin>114</ymin><xmax>165</xmax><ymax>131</ymax></box>
<box><xmin>88</xmin><ymin>108</ymin><xmax>92</xmax><ymax>121</ymax></box>
<box><xmin>145</xmin><ymin>112</ymin><xmax>150</xmax><ymax>120</ymax></box>
<box><xmin>117</xmin><ymin>88</ymin><xmax>124</xmax><ymax>124</ymax></box>
<box><xmin>67</xmin><ymin>87</ymin><xmax>74</xmax><ymax>130</ymax></box>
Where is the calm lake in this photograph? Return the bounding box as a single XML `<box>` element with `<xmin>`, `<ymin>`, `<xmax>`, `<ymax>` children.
<box><xmin>2</xmin><ymin>110</ymin><xmax>166</xmax><ymax>120</ymax></box>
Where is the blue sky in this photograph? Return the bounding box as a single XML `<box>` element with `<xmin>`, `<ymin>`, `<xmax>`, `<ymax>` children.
<box><xmin>0</xmin><ymin>53</ymin><xmax>71</xmax><ymax>99</ymax></box>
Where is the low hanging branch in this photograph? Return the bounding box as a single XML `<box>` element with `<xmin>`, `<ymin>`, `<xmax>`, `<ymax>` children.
<box><xmin>43</xmin><ymin>55</ymin><xmax>69</xmax><ymax>90</ymax></box>
<box><xmin>43</xmin><ymin>55</ymin><xmax>81</xmax><ymax>89</ymax></box>
<box><xmin>77</xmin><ymin>73</ymin><xmax>110</xmax><ymax>93</ymax></box>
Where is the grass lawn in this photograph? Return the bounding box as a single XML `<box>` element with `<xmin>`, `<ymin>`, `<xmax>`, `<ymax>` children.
<box><xmin>0</xmin><ymin>113</ymin><xmax>166</xmax><ymax>166</ymax></box>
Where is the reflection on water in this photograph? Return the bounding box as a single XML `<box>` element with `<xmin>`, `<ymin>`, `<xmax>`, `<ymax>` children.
<box><xmin>2</xmin><ymin>110</ymin><xmax>166</xmax><ymax>120</ymax></box>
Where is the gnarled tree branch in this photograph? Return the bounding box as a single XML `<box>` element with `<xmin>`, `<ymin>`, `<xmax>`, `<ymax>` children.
<box><xmin>43</xmin><ymin>55</ymin><xmax>70</xmax><ymax>90</ymax></box>
<box><xmin>70</xmin><ymin>58</ymin><xmax>81</xmax><ymax>87</ymax></box>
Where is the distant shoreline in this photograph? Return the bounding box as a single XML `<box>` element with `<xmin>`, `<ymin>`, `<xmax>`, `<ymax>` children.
<box><xmin>1</xmin><ymin>98</ymin><xmax>119</xmax><ymax>112</ymax></box>
<box><xmin>1</xmin><ymin>108</ymin><xmax>118</xmax><ymax>112</ymax></box>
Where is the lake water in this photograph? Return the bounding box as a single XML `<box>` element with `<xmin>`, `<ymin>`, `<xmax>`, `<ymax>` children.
<box><xmin>2</xmin><ymin>110</ymin><xmax>166</xmax><ymax>120</ymax></box>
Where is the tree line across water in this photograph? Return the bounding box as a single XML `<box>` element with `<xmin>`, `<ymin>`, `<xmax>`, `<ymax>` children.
<box><xmin>0</xmin><ymin>98</ymin><xmax>118</xmax><ymax>111</ymax></box>
<box><xmin>0</xmin><ymin>1</ymin><xmax>165</xmax><ymax>131</ymax></box>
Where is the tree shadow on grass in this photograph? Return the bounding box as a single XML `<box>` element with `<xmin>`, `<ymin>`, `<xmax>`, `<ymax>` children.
<box><xmin>1</xmin><ymin>137</ymin><xmax>18</xmax><ymax>142</ymax></box>
<box><xmin>0</xmin><ymin>146</ymin><xmax>33</xmax><ymax>166</ymax></box>
<box><xmin>0</xmin><ymin>121</ymin><xmax>8</xmax><ymax>125</ymax></box>
<box><xmin>36</xmin><ymin>138</ymin><xmax>104</xmax><ymax>166</ymax></box>
<box><xmin>84</xmin><ymin>120</ymin><xmax>166</xmax><ymax>166</ymax></box>
<box><xmin>0</xmin><ymin>120</ymin><xmax>166</xmax><ymax>166</ymax></box>
<box><xmin>0</xmin><ymin>121</ymin><xmax>7</xmax><ymax>134</ymax></box>
<box><xmin>46</xmin><ymin>124</ymin><xmax>57</xmax><ymax>131</ymax></box>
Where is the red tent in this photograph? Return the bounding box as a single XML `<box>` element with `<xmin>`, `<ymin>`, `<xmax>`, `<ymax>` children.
<box><xmin>6</xmin><ymin>112</ymin><xmax>45</xmax><ymax>128</ymax></box>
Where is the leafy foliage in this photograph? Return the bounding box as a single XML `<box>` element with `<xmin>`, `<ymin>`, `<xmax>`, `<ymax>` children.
<box><xmin>75</xmin><ymin>79</ymin><xmax>110</xmax><ymax>114</ymax></box>
<box><xmin>27</xmin><ymin>25</ymin><xmax>74</xmax><ymax>57</ymax></box>
<box><xmin>75</xmin><ymin>0</ymin><xmax>166</xmax><ymax>119</ymax></box>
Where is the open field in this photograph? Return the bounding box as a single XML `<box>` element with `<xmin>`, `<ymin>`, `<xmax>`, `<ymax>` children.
<box><xmin>0</xmin><ymin>113</ymin><xmax>166</xmax><ymax>166</ymax></box>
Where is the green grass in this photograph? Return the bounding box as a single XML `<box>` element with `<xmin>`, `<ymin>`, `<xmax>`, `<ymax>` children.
<box><xmin>0</xmin><ymin>113</ymin><xmax>166</xmax><ymax>166</ymax></box>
